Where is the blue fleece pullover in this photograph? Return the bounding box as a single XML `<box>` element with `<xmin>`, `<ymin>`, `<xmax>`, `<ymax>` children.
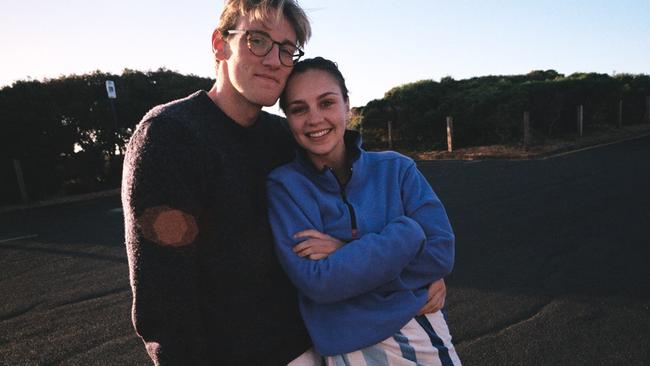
<box><xmin>266</xmin><ymin>132</ymin><xmax>455</xmax><ymax>356</ymax></box>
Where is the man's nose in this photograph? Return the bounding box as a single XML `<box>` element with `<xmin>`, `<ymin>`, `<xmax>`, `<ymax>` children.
<box><xmin>262</xmin><ymin>44</ymin><xmax>282</xmax><ymax>67</ymax></box>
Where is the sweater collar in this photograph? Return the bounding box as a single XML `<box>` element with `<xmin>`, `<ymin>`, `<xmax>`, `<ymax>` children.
<box><xmin>294</xmin><ymin>130</ymin><xmax>366</xmax><ymax>193</ymax></box>
<box><xmin>198</xmin><ymin>90</ymin><xmax>273</xmax><ymax>136</ymax></box>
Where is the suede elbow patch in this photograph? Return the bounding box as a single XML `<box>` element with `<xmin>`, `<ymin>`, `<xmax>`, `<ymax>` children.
<box><xmin>138</xmin><ymin>206</ymin><xmax>198</xmax><ymax>247</ymax></box>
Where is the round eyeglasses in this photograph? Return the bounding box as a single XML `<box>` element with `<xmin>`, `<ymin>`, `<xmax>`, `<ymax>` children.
<box><xmin>227</xmin><ymin>30</ymin><xmax>304</xmax><ymax>67</ymax></box>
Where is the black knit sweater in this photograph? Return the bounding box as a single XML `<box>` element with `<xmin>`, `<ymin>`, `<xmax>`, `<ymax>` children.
<box><xmin>122</xmin><ymin>91</ymin><xmax>310</xmax><ymax>365</ymax></box>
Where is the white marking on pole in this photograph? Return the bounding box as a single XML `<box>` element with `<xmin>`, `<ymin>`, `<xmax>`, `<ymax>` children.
<box><xmin>106</xmin><ymin>80</ymin><xmax>117</xmax><ymax>99</ymax></box>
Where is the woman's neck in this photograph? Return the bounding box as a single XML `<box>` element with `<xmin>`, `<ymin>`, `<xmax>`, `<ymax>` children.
<box><xmin>309</xmin><ymin>148</ymin><xmax>350</xmax><ymax>185</ymax></box>
<box><xmin>329</xmin><ymin>162</ymin><xmax>351</xmax><ymax>186</ymax></box>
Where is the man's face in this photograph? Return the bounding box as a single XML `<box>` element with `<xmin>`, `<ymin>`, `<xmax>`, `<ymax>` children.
<box><xmin>222</xmin><ymin>15</ymin><xmax>297</xmax><ymax>108</ymax></box>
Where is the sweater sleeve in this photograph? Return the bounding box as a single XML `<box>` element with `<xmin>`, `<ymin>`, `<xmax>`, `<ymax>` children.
<box><xmin>267</xmin><ymin>177</ymin><xmax>426</xmax><ymax>304</ymax></box>
<box><xmin>122</xmin><ymin>115</ymin><xmax>211</xmax><ymax>365</ymax></box>
<box><xmin>398</xmin><ymin>161</ymin><xmax>455</xmax><ymax>288</ymax></box>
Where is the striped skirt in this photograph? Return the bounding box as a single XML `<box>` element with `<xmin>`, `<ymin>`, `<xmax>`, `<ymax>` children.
<box><xmin>289</xmin><ymin>310</ymin><xmax>461</xmax><ymax>366</ymax></box>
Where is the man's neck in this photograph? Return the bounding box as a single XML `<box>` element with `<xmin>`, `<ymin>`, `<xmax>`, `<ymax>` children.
<box><xmin>207</xmin><ymin>83</ymin><xmax>261</xmax><ymax>127</ymax></box>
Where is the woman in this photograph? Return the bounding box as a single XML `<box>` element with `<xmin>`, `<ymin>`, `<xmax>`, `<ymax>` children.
<box><xmin>267</xmin><ymin>57</ymin><xmax>461</xmax><ymax>366</ymax></box>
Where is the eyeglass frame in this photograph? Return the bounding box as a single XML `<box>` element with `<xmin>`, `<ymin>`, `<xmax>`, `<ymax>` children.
<box><xmin>226</xmin><ymin>29</ymin><xmax>304</xmax><ymax>67</ymax></box>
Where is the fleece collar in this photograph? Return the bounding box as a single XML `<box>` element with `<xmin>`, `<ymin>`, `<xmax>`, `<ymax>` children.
<box><xmin>293</xmin><ymin>130</ymin><xmax>366</xmax><ymax>193</ymax></box>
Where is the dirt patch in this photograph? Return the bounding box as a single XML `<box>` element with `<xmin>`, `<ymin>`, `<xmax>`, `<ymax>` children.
<box><xmin>398</xmin><ymin>123</ymin><xmax>650</xmax><ymax>160</ymax></box>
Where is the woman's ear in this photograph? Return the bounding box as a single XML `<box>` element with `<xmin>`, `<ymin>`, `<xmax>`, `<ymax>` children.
<box><xmin>212</xmin><ymin>29</ymin><xmax>228</xmax><ymax>61</ymax></box>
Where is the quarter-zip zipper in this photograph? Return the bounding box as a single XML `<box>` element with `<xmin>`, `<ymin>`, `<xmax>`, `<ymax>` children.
<box><xmin>328</xmin><ymin>167</ymin><xmax>358</xmax><ymax>239</ymax></box>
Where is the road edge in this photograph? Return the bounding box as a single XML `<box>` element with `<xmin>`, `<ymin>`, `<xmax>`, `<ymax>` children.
<box><xmin>0</xmin><ymin>188</ymin><xmax>120</xmax><ymax>215</ymax></box>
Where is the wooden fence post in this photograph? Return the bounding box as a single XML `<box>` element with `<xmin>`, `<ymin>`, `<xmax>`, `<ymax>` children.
<box><xmin>387</xmin><ymin>120</ymin><xmax>393</xmax><ymax>149</ymax></box>
<box><xmin>618</xmin><ymin>99</ymin><xmax>623</xmax><ymax>128</ymax></box>
<box><xmin>577</xmin><ymin>105</ymin><xmax>584</xmax><ymax>138</ymax></box>
<box><xmin>446</xmin><ymin>116</ymin><xmax>454</xmax><ymax>152</ymax></box>
<box><xmin>523</xmin><ymin>111</ymin><xmax>531</xmax><ymax>148</ymax></box>
<box><xmin>12</xmin><ymin>159</ymin><xmax>30</xmax><ymax>204</ymax></box>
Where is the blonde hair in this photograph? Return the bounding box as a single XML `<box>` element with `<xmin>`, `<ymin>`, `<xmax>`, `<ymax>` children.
<box><xmin>217</xmin><ymin>0</ymin><xmax>311</xmax><ymax>47</ymax></box>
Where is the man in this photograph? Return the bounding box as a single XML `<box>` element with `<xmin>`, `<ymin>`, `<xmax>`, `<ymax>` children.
<box><xmin>122</xmin><ymin>1</ymin><xmax>312</xmax><ymax>364</ymax></box>
<box><xmin>122</xmin><ymin>0</ymin><xmax>447</xmax><ymax>364</ymax></box>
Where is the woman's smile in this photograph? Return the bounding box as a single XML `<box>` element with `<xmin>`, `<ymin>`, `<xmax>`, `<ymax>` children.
<box><xmin>306</xmin><ymin>128</ymin><xmax>333</xmax><ymax>139</ymax></box>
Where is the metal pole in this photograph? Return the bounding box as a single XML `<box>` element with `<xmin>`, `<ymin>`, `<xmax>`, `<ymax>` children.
<box><xmin>446</xmin><ymin>116</ymin><xmax>454</xmax><ymax>152</ymax></box>
<box><xmin>618</xmin><ymin>99</ymin><xmax>623</xmax><ymax>128</ymax></box>
<box><xmin>387</xmin><ymin>120</ymin><xmax>393</xmax><ymax>150</ymax></box>
<box><xmin>108</xmin><ymin>98</ymin><xmax>119</xmax><ymax>155</ymax></box>
<box><xmin>646</xmin><ymin>96</ymin><xmax>650</xmax><ymax>123</ymax></box>
<box><xmin>105</xmin><ymin>80</ymin><xmax>119</xmax><ymax>155</ymax></box>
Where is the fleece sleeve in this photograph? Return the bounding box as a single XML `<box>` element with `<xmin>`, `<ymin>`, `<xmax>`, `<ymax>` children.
<box><xmin>267</xmin><ymin>177</ymin><xmax>426</xmax><ymax>304</ymax></box>
<box><xmin>398</xmin><ymin>161</ymin><xmax>456</xmax><ymax>289</ymax></box>
<box><xmin>122</xmin><ymin>116</ymin><xmax>211</xmax><ymax>365</ymax></box>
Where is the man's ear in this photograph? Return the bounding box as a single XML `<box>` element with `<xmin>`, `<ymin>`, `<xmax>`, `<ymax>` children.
<box><xmin>212</xmin><ymin>29</ymin><xmax>228</xmax><ymax>61</ymax></box>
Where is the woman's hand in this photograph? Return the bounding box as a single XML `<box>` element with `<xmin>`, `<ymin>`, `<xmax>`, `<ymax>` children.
<box><xmin>417</xmin><ymin>278</ymin><xmax>446</xmax><ymax>315</ymax></box>
<box><xmin>293</xmin><ymin>229</ymin><xmax>344</xmax><ymax>260</ymax></box>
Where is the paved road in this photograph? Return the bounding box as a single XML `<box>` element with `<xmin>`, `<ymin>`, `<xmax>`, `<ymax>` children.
<box><xmin>1</xmin><ymin>136</ymin><xmax>648</xmax><ymax>365</ymax></box>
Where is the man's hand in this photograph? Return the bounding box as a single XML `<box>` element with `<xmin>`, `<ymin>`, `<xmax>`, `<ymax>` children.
<box><xmin>417</xmin><ymin>278</ymin><xmax>446</xmax><ymax>315</ymax></box>
<box><xmin>293</xmin><ymin>229</ymin><xmax>344</xmax><ymax>260</ymax></box>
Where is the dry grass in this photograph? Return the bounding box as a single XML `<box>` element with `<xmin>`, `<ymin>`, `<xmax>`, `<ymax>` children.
<box><xmin>396</xmin><ymin>123</ymin><xmax>650</xmax><ymax>161</ymax></box>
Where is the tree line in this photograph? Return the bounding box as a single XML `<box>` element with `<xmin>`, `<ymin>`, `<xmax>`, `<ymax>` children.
<box><xmin>2</xmin><ymin>69</ymin><xmax>649</xmax><ymax>205</ymax></box>
<box><xmin>0</xmin><ymin>69</ymin><xmax>213</xmax><ymax>205</ymax></box>
<box><xmin>354</xmin><ymin>71</ymin><xmax>650</xmax><ymax>149</ymax></box>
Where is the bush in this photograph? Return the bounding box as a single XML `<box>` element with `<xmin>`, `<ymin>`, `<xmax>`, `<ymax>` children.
<box><xmin>358</xmin><ymin>71</ymin><xmax>650</xmax><ymax>148</ymax></box>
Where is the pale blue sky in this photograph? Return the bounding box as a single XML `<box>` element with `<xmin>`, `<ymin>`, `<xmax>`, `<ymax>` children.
<box><xmin>2</xmin><ymin>0</ymin><xmax>649</xmax><ymax>108</ymax></box>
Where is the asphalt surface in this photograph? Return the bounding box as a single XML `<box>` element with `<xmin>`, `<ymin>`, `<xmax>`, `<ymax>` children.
<box><xmin>1</xmin><ymin>135</ymin><xmax>648</xmax><ymax>365</ymax></box>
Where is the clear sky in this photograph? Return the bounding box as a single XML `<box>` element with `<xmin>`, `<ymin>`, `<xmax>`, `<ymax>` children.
<box><xmin>2</xmin><ymin>0</ymin><xmax>649</xmax><ymax>109</ymax></box>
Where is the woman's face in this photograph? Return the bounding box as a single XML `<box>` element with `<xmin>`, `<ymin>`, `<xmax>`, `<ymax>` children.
<box><xmin>283</xmin><ymin>69</ymin><xmax>349</xmax><ymax>168</ymax></box>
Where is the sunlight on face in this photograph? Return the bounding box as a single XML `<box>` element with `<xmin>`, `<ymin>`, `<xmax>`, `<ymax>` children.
<box><xmin>284</xmin><ymin>69</ymin><xmax>350</xmax><ymax>168</ymax></box>
<box><xmin>223</xmin><ymin>15</ymin><xmax>297</xmax><ymax>108</ymax></box>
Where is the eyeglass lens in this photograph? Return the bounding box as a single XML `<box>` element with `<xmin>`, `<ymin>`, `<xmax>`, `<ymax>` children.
<box><xmin>246</xmin><ymin>32</ymin><xmax>300</xmax><ymax>66</ymax></box>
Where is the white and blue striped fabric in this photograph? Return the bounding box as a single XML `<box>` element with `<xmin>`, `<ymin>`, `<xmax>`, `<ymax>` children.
<box><xmin>289</xmin><ymin>311</ymin><xmax>461</xmax><ymax>366</ymax></box>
